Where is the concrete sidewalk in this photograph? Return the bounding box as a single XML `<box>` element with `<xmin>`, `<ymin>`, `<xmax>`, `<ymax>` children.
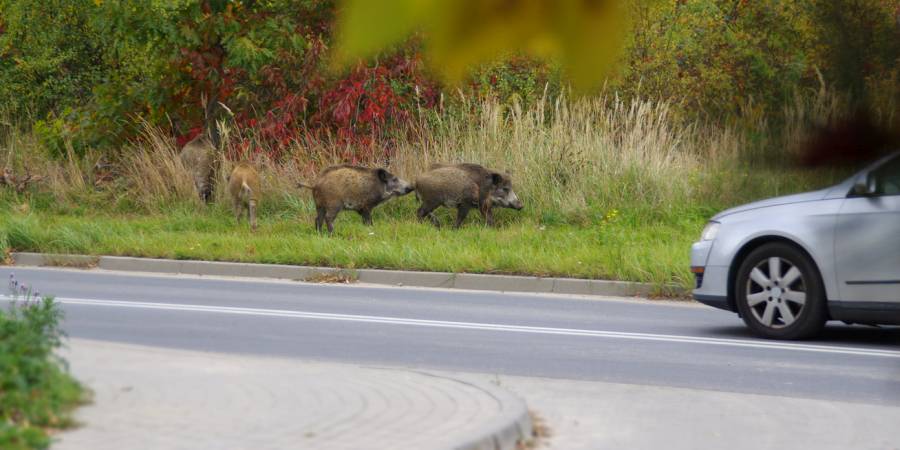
<box><xmin>489</xmin><ymin>375</ymin><xmax>900</xmax><ymax>450</ymax></box>
<box><xmin>54</xmin><ymin>339</ymin><xmax>532</xmax><ymax>450</ymax></box>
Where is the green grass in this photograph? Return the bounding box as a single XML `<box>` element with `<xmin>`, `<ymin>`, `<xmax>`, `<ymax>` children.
<box><xmin>0</xmin><ymin>201</ymin><xmax>702</xmax><ymax>293</ymax></box>
<box><xmin>1</xmin><ymin>291</ymin><xmax>86</xmax><ymax>450</ymax></box>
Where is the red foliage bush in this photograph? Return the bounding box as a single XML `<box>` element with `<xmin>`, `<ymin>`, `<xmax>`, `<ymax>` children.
<box><xmin>227</xmin><ymin>49</ymin><xmax>439</xmax><ymax>163</ymax></box>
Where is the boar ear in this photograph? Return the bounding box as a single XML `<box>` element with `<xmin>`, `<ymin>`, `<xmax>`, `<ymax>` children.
<box><xmin>490</xmin><ymin>172</ymin><xmax>503</xmax><ymax>186</ymax></box>
<box><xmin>376</xmin><ymin>168</ymin><xmax>390</xmax><ymax>183</ymax></box>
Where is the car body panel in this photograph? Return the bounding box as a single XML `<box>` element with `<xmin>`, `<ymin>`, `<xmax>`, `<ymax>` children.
<box><xmin>693</xmin><ymin>265</ymin><xmax>730</xmax><ymax>310</ymax></box>
<box><xmin>690</xmin><ymin>240</ymin><xmax>713</xmax><ymax>268</ymax></box>
<box><xmin>703</xmin><ymin>199</ymin><xmax>843</xmax><ymax>300</ymax></box>
<box><xmin>692</xmin><ymin>151</ymin><xmax>900</xmax><ymax>327</ymax></box>
<box><xmin>712</xmin><ymin>188</ymin><xmax>831</xmax><ymax>221</ymax></box>
<box><xmin>835</xmin><ymin>197</ymin><xmax>900</xmax><ymax>303</ymax></box>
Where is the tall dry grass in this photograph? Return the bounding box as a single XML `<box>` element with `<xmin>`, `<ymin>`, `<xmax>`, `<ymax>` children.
<box><xmin>389</xmin><ymin>96</ymin><xmax>742</xmax><ymax>220</ymax></box>
<box><xmin>1</xmin><ymin>122</ymin><xmax>99</xmax><ymax>206</ymax></box>
<box><xmin>120</xmin><ymin>121</ymin><xmax>199</xmax><ymax>210</ymax></box>
<box><xmin>2</xmin><ymin>93</ymin><xmax>846</xmax><ymax>223</ymax></box>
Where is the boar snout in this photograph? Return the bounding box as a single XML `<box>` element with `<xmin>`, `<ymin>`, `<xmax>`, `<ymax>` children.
<box><xmin>493</xmin><ymin>188</ymin><xmax>523</xmax><ymax>210</ymax></box>
<box><xmin>503</xmin><ymin>188</ymin><xmax>523</xmax><ymax>210</ymax></box>
<box><xmin>510</xmin><ymin>191</ymin><xmax>524</xmax><ymax>210</ymax></box>
<box><xmin>392</xmin><ymin>178</ymin><xmax>415</xmax><ymax>196</ymax></box>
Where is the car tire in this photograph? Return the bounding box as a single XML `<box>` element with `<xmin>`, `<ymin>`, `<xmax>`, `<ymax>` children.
<box><xmin>735</xmin><ymin>242</ymin><xmax>827</xmax><ymax>340</ymax></box>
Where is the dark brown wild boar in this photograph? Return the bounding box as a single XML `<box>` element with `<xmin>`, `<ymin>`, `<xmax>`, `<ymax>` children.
<box><xmin>228</xmin><ymin>162</ymin><xmax>260</xmax><ymax>231</ymax></box>
<box><xmin>298</xmin><ymin>165</ymin><xmax>414</xmax><ymax>233</ymax></box>
<box><xmin>415</xmin><ymin>163</ymin><xmax>523</xmax><ymax>228</ymax></box>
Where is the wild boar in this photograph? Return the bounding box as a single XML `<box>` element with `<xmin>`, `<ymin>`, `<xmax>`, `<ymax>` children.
<box><xmin>414</xmin><ymin>163</ymin><xmax>523</xmax><ymax>228</ymax></box>
<box><xmin>298</xmin><ymin>165</ymin><xmax>414</xmax><ymax>233</ymax></box>
<box><xmin>180</xmin><ymin>135</ymin><xmax>217</xmax><ymax>203</ymax></box>
<box><xmin>179</xmin><ymin>98</ymin><xmax>221</xmax><ymax>203</ymax></box>
<box><xmin>227</xmin><ymin>162</ymin><xmax>260</xmax><ymax>231</ymax></box>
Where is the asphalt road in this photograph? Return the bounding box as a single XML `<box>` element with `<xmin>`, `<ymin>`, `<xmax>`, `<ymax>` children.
<box><xmin>3</xmin><ymin>266</ymin><xmax>899</xmax><ymax>407</ymax></box>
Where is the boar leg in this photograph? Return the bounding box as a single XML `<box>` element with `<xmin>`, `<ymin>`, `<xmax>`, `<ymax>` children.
<box><xmin>200</xmin><ymin>180</ymin><xmax>214</xmax><ymax>203</ymax></box>
<box><xmin>324</xmin><ymin>208</ymin><xmax>340</xmax><ymax>233</ymax></box>
<box><xmin>417</xmin><ymin>202</ymin><xmax>441</xmax><ymax>227</ymax></box>
<box><xmin>248</xmin><ymin>200</ymin><xmax>257</xmax><ymax>231</ymax></box>
<box><xmin>479</xmin><ymin>204</ymin><xmax>495</xmax><ymax>227</ymax></box>
<box><xmin>233</xmin><ymin>200</ymin><xmax>244</xmax><ymax>223</ymax></box>
<box><xmin>454</xmin><ymin>205</ymin><xmax>471</xmax><ymax>228</ymax></box>
<box><xmin>357</xmin><ymin>208</ymin><xmax>373</xmax><ymax>226</ymax></box>
<box><xmin>315</xmin><ymin>207</ymin><xmax>326</xmax><ymax>233</ymax></box>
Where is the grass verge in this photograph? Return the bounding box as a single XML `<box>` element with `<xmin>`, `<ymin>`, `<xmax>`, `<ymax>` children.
<box><xmin>0</xmin><ymin>207</ymin><xmax>839</xmax><ymax>297</ymax></box>
<box><xmin>1</xmin><ymin>204</ymin><xmax>703</xmax><ymax>293</ymax></box>
<box><xmin>1</xmin><ymin>279</ymin><xmax>86</xmax><ymax>450</ymax></box>
<box><xmin>0</xmin><ymin>94</ymin><xmax>851</xmax><ymax>293</ymax></box>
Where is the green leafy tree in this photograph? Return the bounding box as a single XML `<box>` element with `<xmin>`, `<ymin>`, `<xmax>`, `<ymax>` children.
<box><xmin>619</xmin><ymin>0</ymin><xmax>810</xmax><ymax>116</ymax></box>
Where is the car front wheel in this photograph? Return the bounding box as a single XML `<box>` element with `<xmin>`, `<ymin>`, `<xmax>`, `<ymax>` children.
<box><xmin>735</xmin><ymin>243</ymin><xmax>827</xmax><ymax>340</ymax></box>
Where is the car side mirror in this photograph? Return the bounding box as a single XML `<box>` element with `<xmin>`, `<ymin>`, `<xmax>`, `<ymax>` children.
<box><xmin>852</xmin><ymin>173</ymin><xmax>877</xmax><ymax>196</ymax></box>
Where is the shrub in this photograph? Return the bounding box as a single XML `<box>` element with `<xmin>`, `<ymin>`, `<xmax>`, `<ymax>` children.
<box><xmin>0</xmin><ymin>275</ymin><xmax>84</xmax><ymax>450</ymax></box>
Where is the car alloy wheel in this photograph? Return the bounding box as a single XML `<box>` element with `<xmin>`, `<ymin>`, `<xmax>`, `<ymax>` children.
<box><xmin>735</xmin><ymin>243</ymin><xmax>826</xmax><ymax>339</ymax></box>
<box><xmin>745</xmin><ymin>256</ymin><xmax>806</xmax><ymax>328</ymax></box>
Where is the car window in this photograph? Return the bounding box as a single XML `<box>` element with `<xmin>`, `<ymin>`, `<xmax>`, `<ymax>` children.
<box><xmin>872</xmin><ymin>154</ymin><xmax>900</xmax><ymax>195</ymax></box>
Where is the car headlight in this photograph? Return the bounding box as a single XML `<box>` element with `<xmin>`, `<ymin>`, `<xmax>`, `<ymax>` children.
<box><xmin>700</xmin><ymin>221</ymin><xmax>720</xmax><ymax>241</ymax></box>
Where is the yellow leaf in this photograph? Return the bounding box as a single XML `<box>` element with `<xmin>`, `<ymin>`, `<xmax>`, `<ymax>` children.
<box><xmin>333</xmin><ymin>0</ymin><xmax>630</xmax><ymax>90</ymax></box>
<box><xmin>333</xmin><ymin>0</ymin><xmax>434</xmax><ymax>66</ymax></box>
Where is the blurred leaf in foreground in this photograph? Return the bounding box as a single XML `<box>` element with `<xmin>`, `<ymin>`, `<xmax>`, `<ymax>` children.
<box><xmin>333</xmin><ymin>0</ymin><xmax>629</xmax><ymax>90</ymax></box>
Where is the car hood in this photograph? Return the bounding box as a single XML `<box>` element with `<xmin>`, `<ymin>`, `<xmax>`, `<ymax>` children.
<box><xmin>713</xmin><ymin>188</ymin><xmax>831</xmax><ymax>220</ymax></box>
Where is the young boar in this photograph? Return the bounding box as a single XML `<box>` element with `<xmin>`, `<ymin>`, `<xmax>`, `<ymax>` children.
<box><xmin>299</xmin><ymin>165</ymin><xmax>414</xmax><ymax>233</ymax></box>
<box><xmin>227</xmin><ymin>162</ymin><xmax>260</xmax><ymax>231</ymax></box>
<box><xmin>415</xmin><ymin>163</ymin><xmax>523</xmax><ymax>228</ymax></box>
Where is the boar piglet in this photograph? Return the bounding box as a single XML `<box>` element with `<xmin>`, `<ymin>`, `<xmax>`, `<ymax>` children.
<box><xmin>228</xmin><ymin>162</ymin><xmax>260</xmax><ymax>231</ymax></box>
<box><xmin>299</xmin><ymin>165</ymin><xmax>414</xmax><ymax>233</ymax></box>
<box><xmin>415</xmin><ymin>163</ymin><xmax>523</xmax><ymax>228</ymax></box>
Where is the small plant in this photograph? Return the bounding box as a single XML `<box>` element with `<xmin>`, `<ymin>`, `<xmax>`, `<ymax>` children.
<box><xmin>8</xmin><ymin>273</ymin><xmax>42</xmax><ymax>303</ymax></box>
<box><xmin>1</xmin><ymin>273</ymin><xmax>85</xmax><ymax>450</ymax></box>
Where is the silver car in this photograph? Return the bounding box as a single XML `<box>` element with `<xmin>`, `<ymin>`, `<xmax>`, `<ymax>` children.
<box><xmin>691</xmin><ymin>151</ymin><xmax>900</xmax><ymax>339</ymax></box>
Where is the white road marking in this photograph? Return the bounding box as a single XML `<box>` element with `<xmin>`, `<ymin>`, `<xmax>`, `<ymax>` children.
<box><xmin>4</xmin><ymin>296</ymin><xmax>898</xmax><ymax>359</ymax></box>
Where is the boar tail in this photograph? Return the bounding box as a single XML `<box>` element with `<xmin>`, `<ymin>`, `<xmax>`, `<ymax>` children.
<box><xmin>240</xmin><ymin>181</ymin><xmax>253</xmax><ymax>201</ymax></box>
<box><xmin>297</xmin><ymin>182</ymin><xmax>314</xmax><ymax>190</ymax></box>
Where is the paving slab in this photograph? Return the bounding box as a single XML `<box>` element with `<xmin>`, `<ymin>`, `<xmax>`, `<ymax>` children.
<box><xmin>463</xmin><ymin>373</ymin><xmax>900</xmax><ymax>450</ymax></box>
<box><xmin>98</xmin><ymin>256</ymin><xmax>184</xmax><ymax>274</ymax></box>
<box><xmin>177</xmin><ymin>259</ymin><xmax>308</xmax><ymax>279</ymax></box>
<box><xmin>12</xmin><ymin>252</ymin><xmax>97</xmax><ymax>268</ymax></box>
<box><xmin>589</xmin><ymin>279</ymin><xmax>654</xmax><ymax>297</ymax></box>
<box><xmin>55</xmin><ymin>338</ymin><xmax>532</xmax><ymax>450</ymax></box>
<box><xmin>357</xmin><ymin>269</ymin><xmax>455</xmax><ymax>288</ymax></box>
<box><xmin>551</xmin><ymin>278</ymin><xmax>594</xmax><ymax>295</ymax></box>
<box><xmin>454</xmin><ymin>273</ymin><xmax>555</xmax><ymax>293</ymax></box>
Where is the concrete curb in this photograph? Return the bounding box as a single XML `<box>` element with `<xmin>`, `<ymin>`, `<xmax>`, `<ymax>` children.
<box><xmin>400</xmin><ymin>369</ymin><xmax>533</xmax><ymax>450</ymax></box>
<box><xmin>440</xmin><ymin>377</ymin><xmax>533</xmax><ymax>450</ymax></box>
<box><xmin>10</xmin><ymin>252</ymin><xmax>685</xmax><ymax>298</ymax></box>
